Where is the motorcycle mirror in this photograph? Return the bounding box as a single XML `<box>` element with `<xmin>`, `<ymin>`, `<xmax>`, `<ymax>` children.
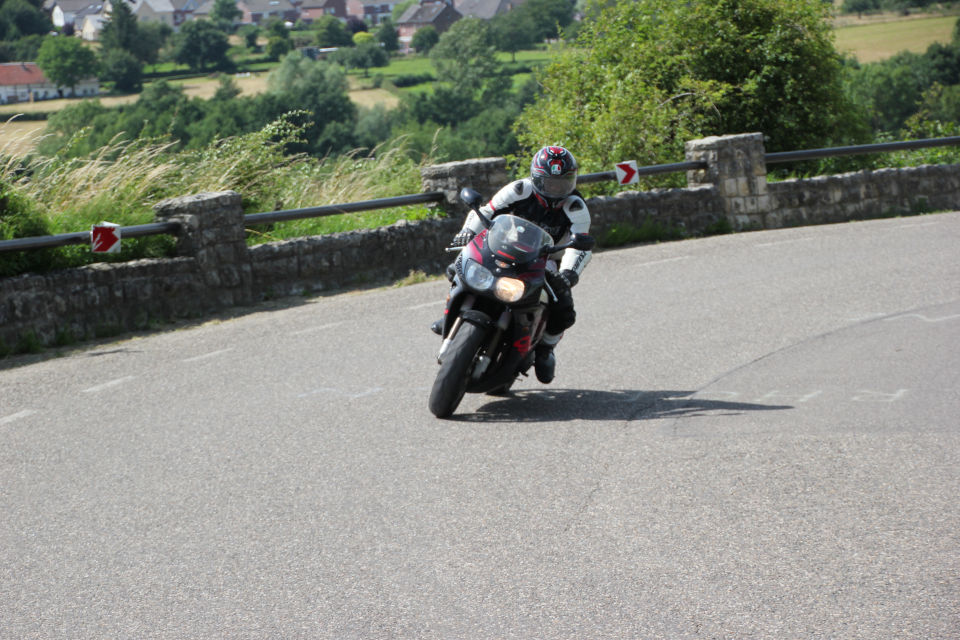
<box><xmin>459</xmin><ymin>187</ymin><xmax>492</xmax><ymax>228</ymax></box>
<box><xmin>544</xmin><ymin>233</ymin><xmax>597</xmax><ymax>256</ymax></box>
<box><xmin>570</xmin><ymin>233</ymin><xmax>596</xmax><ymax>252</ymax></box>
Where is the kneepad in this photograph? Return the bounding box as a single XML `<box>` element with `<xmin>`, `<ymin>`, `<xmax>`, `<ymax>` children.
<box><xmin>547</xmin><ymin>306</ymin><xmax>576</xmax><ymax>334</ymax></box>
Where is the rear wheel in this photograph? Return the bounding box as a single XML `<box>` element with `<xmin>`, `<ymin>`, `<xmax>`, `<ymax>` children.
<box><xmin>429</xmin><ymin>322</ymin><xmax>487</xmax><ymax>418</ymax></box>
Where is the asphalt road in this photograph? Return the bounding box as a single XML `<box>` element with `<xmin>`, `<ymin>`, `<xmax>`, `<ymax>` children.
<box><xmin>2</xmin><ymin>213</ymin><xmax>958</xmax><ymax>639</ymax></box>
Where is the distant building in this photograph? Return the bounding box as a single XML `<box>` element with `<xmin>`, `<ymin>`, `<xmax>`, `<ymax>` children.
<box><xmin>453</xmin><ymin>0</ymin><xmax>522</xmax><ymax>20</ymax></box>
<box><xmin>300</xmin><ymin>0</ymin><xmax>345</xmax><ymax>22</ymax></box>
<box><xmin>45</xmin><ymin>0</ymin><xmax>104</xmax><ymax>28</ymax></box>
<box><xmin>0</xmin><ymin>62</ymin><xmax>99</xmax><ymax>104</ymax></box>
<box><xmin>236</xmin><ymin>0</ymin><xmax>300</xmax><ymax>24</ymax></box>
<box><xmin>346</xmin><ymin>0</ymin><xmax>405</xmax><ymax>25</ymax></box>
<box><xmin>396</xmin><ymin>0</ymin><xmax>461</xmax><ymax>51</ymax></box>
<box><xmin>80</xmin><ymin>12</ymin><xmax>107</xmax><ymax>40</ymax></box>
<box><xmin>130</xmin><ymin>0</ymin><xmax>177</xmax><ymax>26</ymax></box>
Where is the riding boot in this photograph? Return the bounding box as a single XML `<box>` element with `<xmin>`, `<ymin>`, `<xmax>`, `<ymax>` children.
<box><xmin>535</xmin><ymin>332</ymin><xmax>562</xmax><ymax>383</ymax></box>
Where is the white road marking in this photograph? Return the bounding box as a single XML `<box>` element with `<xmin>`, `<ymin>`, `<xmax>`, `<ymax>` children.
<box><xmin>407</xmin><ymin>301</ymin><xmax>441</xmax><ymax>310</ymax></box>
<box><xmin>0</xmin><ymin>410</ymin><xmax>36</xmax><ymax>425</ymax></box>
<box><xmin>756</xmin><ymin>237</ymin><xmax>814</xmax><ymax>248</ymax></box>
<box><xmin>846</xmin><ymin>313</ymin><xmax>888</xmax><ymax>323</ymax></box>
<box><xmin>82</xmin><ymin>376</ymin><xmax>135</xmax><ymax>393</ymax></box>
<box><xmin>636</xmin><ymin>256</ymin><xmax>690</xmax><ymax>267</ymax></box>
<box><xmin>886</xmin><ymin>313</ymin><xmax>960</xmax><ymax>323</ymax></box>
<box><xmin>894</xmin><ymin>221</ymin><xmax>940</xmax><ymax>229</ymax></box>
<box><xmin>297</xmin><ymin>387</ymin><xmax>383</xmax><ymax>399</ymax></box>
<box><xmin>852</xmin><ymin>389</ymin><xmax>909</xmax><ymax>403</ymax></box>
<box><xmin>289</xmin><ymin>322</ymin><xmax>343</xmax><ymax>336</ymax></box>
<box><xmin>182</xmin><ymin>348</ymin><xmax>233</xmax><ymax>363</ymax></box>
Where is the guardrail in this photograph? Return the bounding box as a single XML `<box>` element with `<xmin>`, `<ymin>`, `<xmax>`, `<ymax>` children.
<box><xmin>2</xmin><ymin>135</ymin><xmax>959</xmax><ymax>255</ymax></box>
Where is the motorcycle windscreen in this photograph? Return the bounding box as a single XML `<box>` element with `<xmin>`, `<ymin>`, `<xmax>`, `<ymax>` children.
<box><xmin>486</xmin><ymin>214</ymin><xmax>552</xmax><ymax>264</ymax></box>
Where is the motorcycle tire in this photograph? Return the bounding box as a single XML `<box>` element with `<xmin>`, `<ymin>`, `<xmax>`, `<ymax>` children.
<box><xmin>429</xmin><ymin>321</ymin><xmax>487</xmax><ymax>418</ymax></box>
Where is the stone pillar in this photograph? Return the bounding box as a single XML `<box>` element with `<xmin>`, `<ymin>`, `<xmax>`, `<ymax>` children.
<box><xmin>685</xmin><ymin>133</ymin><xmax>770</xmax><ymax>230</ymax></box>
<box><xmin>153</xmin><ymin>191</ymin><xmax>253</xmax><ymax>307</ymax></box>
<box><xmin>420</xmin><ymin>157</ymin><xmax>510</xmax><ymax>219</ymax></box>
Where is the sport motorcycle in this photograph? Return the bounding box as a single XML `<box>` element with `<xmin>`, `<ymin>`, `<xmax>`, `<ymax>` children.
<box><xmin>428</xmin><ymin>188</ymin><xmax>595</xmax><ymax>418</ymax></box>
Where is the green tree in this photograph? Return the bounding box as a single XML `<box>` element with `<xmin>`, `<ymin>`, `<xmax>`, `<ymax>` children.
<box><xmin>490</xmin><ymin>11</ymin><xmax>537</xmax><ymax>61</ymax></box>
<box><xmin>266</xmin><ymin>35</ymin><xmax>291</xmax><ymax>60</ymax></box>
<box><xmin>353</xmin><ymin>30</ymin><xmax>374</xmax><ymax>45</ymax></box>
<box><xmin>174</xmin><ymin>19</ymin><xmax>231</xmax><ymax>71</ymax></box>
<box><xmin>100</xmin><ymin>0</ymin><xmax>140</xmax><ymax>54</ymax></box>
<box><xmin>517</xmin><ymin>0</ymin><xmax>868</xmax><ymax>178</ymax></box>
<box><xmin>430</xmin><ymin>17</ymin><xmax>500</xmax><ymax>93</ymax></box>
<box><xmin>265</xmin><ymin>52</ymin><xmax>357</xmax><ymax>154</ymax></box>
<box><xmin>35</xmin><ymin>36</ymin><xmax>98</xmax><ymax>93</ymax></box>
<box><xmin>410</xmin><ymin>25</ymin><xmax>438</xmax><ymax>53</ymax></box>
<box><xmin>101</xmin><ymin>48</ymin><xmax>142</xmax><ymax>92</ymax></box>
<box><xmin>136</xmin><ymin>21</ymin><xmax>173</xmax><ymax>68</ymax></box>
<box><xmin>238</xmin><ymin>24</ymin><xmax>260</xmax><ymax>50</ymax></box>
<box><xmin>375</xmin><ymin>18</ymin><xmax>398</xmax><ymax>53</ymax></box>
<box><xmin>0</xmin><ymin>0</ymin><xmax>51</xmax><ymax>40</ymax></box>
<box><xmin>12</xmin><ymin>33</ymin><xmax>44</xmax><ymax>60</ymax></box>
<box><xmin>211</xmin><ymin>0</ymin><xmax>242</xmax><ymax>26</ymax></box>
<box><xmin>516</xmin><ymin>0</ymin><xmax>574</xmax><ymax>42</ymax></box>
<box><xmin>313</xmin><ymin>15</ymin><xmax>353</xmax><ymax>47</ymax></box>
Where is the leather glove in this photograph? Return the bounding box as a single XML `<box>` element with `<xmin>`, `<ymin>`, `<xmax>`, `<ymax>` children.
<box><xmin>451</xmin><ymin>230</ymin><xmax>476</xmax><ymax>247</ymax></box>
<box><xmin>559</xmin><ymin>269</ymin><xmax>579</xmax><ymax>288</ymax></box>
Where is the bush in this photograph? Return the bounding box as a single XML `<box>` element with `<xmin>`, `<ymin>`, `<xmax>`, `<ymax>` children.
<box><xmin>392</xmin><ymin>72</ymin><xmax>434</xmax><ymax>87</ymax></box>
<box><xmin>0</xmin><ymin>179</ymin><xmax>55</xmax><ymax>277</ymax></box>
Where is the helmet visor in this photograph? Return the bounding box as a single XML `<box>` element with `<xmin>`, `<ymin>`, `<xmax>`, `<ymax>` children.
<box><xmin>537</xmin><ymin>174</ymin><xmax>576</xmax><ymax>198</ymax></box>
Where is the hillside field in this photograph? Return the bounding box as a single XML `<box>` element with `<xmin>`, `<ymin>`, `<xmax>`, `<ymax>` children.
<box><xmin>834</xmin><ymin>14</ymin><xmax>957</xmax><ymax>62</ymax></box>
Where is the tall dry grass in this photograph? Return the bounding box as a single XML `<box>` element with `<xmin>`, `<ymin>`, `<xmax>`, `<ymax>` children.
<box><xmin>0</xmin><ymin>114</ymin><xmax>436</xmax><ymax>242</ymax></box>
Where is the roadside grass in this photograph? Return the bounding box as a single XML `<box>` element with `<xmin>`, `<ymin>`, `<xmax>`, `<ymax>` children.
<box><xmin>0</xmin><ymin>122</ymin><xmax>438</xmax><ymax>272</ymax></box>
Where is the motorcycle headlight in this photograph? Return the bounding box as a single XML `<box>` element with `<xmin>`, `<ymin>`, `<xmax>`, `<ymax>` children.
<box><xmin>494</xmin><ymin>277</ymin><xmax>525</xmax><ymax>303</ymax></box>
<box><xmin>463</xmin><ymin>258</ymin><xmax>495</xmax><ymax>291</ymax></box>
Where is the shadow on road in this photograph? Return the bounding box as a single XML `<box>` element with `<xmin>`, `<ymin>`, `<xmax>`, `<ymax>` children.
<box><xmin>452</xmin><ymin>388</ymin><xmax>792</xmax><ymax>423</ymax></box>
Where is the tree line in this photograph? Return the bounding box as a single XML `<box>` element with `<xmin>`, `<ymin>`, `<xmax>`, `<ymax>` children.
<box><xmin>7</xmin><ymin>0</ymin><xmax>960</xmax><ymax>179</ymax></box>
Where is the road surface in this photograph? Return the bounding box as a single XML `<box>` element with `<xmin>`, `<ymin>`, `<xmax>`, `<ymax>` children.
<box><xmin>2</xmin><ymin>213</ymin><xmax>958</xmax><ymax>638</ymax></box>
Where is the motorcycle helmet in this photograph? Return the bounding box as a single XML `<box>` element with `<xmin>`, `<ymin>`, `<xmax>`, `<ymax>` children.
<box><xmin>530</xmin><ymin>146</ymin><xmax>578</xmax><ymax>207</ymax></box>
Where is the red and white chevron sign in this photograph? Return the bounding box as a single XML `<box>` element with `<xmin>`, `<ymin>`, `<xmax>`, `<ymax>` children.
<box><xmin>615</xmin><ymin>160</ymin><xmax>639</xmax><ymax>185</ymax></box>
<box><xmin>91</xmin><ymin>223</ymin><xmax>121</xmax><ymax>253</ymax></box>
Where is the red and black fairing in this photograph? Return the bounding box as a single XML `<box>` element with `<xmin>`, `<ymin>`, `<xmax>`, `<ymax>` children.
<box><xmin>439</xmin><ymin>229</ymin><xmax>551</xmax><ymax>394</ymax></box>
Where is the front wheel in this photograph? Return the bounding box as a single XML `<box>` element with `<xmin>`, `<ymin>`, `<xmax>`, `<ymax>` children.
<box><xmin>429</xmin><ymin>321</ymin><xmax>487</xmax><ymax>418</ymax></box>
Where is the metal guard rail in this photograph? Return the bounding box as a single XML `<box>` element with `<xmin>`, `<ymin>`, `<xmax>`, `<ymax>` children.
<box><xmin>2</xmin><ymin>135</ymin><xmax>960</xmax><ymax>254</ymax></box>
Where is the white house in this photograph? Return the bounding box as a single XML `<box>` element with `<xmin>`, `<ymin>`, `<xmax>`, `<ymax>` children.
<box><xmin>0</xmin><ymin>62</ymin><xmax>99</xmax><ymax>104</ymax></box>
<box><xmin>80</xmin><ymin>11</ymin><xmax>107</xmax><ymax>40</ymax></box>
<box><xmin>46</xmin><ymin>0</ymin><xmax>103</xmax><ymax>28</ymax></box>
<box><xmin>130</xmin><ymin>0</ymin><xmax>177</xmax><ymax>26</ymax></box>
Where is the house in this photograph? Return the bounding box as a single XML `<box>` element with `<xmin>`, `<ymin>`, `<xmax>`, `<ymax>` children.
<box><xmin>396</xmin><ymin>0</ymin><xmax>460</xmax><ymax>51</ymax></box>
<box><xmin>345</xmin><ymin>0</ymin><xmax>403</xmax><ymax>25</ymax></box>
<box><xmin>79</xmin><ymin>11</ymin><xmax>107</xmax><ymax>40</ymax></box>
<box><xmin>131</xmin><ymin>0</ymin><xmax>177</xmax><ymax>26</ymax></box>
<box><xmin>172</xmin><ymin>0</ymin><xmax>209</xmax><ymax>25</ymax></box>
<box><xmin>236</xmin><ymin>0</ymin><xmax>300</xmax><ymax>24</ymax></box>
<box><xmin>453</xmin><ymin>0</ymin><xmax>522</xmax><ymax>20</ymax></box>
<box><xmin>299</xmin><ymin>0</ymin><xmax>345</xmax><ymax>23</ymax></box>
<box><xmin>0</xmin><ymin>62</ymin><xmax>99</xmax><ymax>104</ymax></box>
<box><xmin>45</xmin><ymin>0</ymin><xmax>104</xmax><ymax>28</ymax></box>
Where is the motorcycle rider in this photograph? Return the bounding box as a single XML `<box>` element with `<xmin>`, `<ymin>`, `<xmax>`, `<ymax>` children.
<box><xmin>436</xmin><ymin>145</ymin><xmax>592</xmax><ymax>384</ymax></box>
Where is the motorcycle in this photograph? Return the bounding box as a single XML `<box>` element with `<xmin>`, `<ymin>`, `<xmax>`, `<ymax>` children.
<box><xmin>428</xmin><ymin>188</ymin><xmax>595</xmax><ymax>418</ymax></box>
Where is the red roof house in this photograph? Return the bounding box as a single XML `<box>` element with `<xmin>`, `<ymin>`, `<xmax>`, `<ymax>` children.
<box><xmin>0</xmin><ymin>62</ymin><xmax>99</xmax><ymax>105</ymax></box>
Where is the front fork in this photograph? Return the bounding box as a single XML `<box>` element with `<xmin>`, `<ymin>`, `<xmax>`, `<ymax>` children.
<box><xmin>471</xmin><ymin>309</ymin><xmax>511</xmax><ymax>380</ymax></box>
<box><xmin>436</xmin><ymin>291</ymin><xmax>511</xmax><ymax>380</ymax></box>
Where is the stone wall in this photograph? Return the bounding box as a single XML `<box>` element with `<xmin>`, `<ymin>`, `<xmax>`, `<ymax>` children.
<box><xmin>2</xmin><ymin>134</ymin><xmax>959</xmax><ymax>354</ymax></box>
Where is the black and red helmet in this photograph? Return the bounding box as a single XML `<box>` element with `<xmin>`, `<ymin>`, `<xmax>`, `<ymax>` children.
<box><xmin>530</xmin><ymin>146</ymin><xmax>578</xmax><ymax>205</ymax></box>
